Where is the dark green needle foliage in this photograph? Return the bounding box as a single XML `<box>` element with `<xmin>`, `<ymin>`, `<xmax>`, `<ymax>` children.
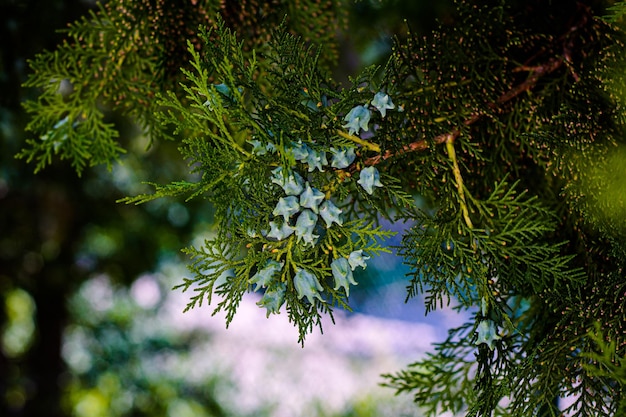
<box><xmin>130</xmin><ymin>23</ymin><xmax>406</xmax><ymax>344</ymax></box>
<box><xmin>17</xmin><ymin>0</ymin><xmax>348</xmax><ymax>175</ymax></box>
<box><xmin>381</xmin><ymin>2</ymin><xmax>626</xmax><ymax>416</ymax></box>
<box><xmin>19</xmin><ymin>0</ymin><xmax>626</xmax><ymax>415</ymax></box>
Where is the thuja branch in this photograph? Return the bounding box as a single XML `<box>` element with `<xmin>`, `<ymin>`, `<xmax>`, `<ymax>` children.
<box><xmin>365</xmin><ymin>4</ymin><xmax>595</xmax><ymax>169</ymax></box>
<box><xmin>364</xmin><ymin>57</ymin><xmax>565</xmax><ymax>167</ymax></box>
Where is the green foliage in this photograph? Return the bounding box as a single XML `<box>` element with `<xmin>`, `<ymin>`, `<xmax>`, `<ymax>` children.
<box><xmin>19</xmin><ymin>0</ymin><xmax>626</xmax><ymax>415</ymax></box>
<box><xmin>400</xmin><ymin>180</ymin><xmax>585</xmax><ymax>314</ymax></box>
<box><xmin>582</xmin><ymin>323</ymin><xmax>626</xmax><ymax>414</ymax></box>
<box><xmin>382</xmin><ymin>323</ymin><xmax>479</xmax><ymax>416</ymax></box>
<box><xmin>380</xmin><ymin>2</ymin><xmax>626</xmax><ymax>415</ymax></box>
<box><xmin>605</xmin><ymin>1</ymin><xmax>626</xmax><ymax>23</ymax></box>
<box><xmin>123</xmin><ymin>23</ymin><xmax>407</xmax><ymax>343</ymax></box>
<box><xmin>17</xmin><ymin>2</ymin><xmax>158</xmax><ymax>174</ymax></box>
<box><xmin>17</xmin><ymin>0</ymin><xmax>348</xmax><ymax>175</ymax></box>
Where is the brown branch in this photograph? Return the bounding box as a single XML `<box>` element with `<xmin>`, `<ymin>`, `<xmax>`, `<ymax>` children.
<box><xmin>364</xmin><ymin>2</ymin><xmax>591</xmax><ymax>165</ymax></box>
<box><xmin>359</xmin><ymin>3</ymin><xmax>593</xmax><ymax>168</ymax></box>
<box><xmin>363</xmin><ymin>57</ymin><xmax>564</xmax><ymax>167</ymax></box>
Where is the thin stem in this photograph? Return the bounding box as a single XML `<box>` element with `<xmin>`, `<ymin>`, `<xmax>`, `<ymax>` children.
<box><xmin>336</xmin><ymin>130</ymin><xmax>381</xmax><ymax>153</ymax></box>
<box><xmin>445</xmin><ymin>135</ymin><xmax>473</xmax><ymax>229</ymax></box>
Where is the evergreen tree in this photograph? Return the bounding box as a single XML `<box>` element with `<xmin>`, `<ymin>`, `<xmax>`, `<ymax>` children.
<box><xmin>17</xmin><ymin>0</ymin><xmax>626</xmax><ymax>415</ymax></box>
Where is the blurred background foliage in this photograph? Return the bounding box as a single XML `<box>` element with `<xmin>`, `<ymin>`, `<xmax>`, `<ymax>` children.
<box><xmin>0</xmin><ymin>1</ymin><xmax>456</xmax><ymax>416</ymax></box>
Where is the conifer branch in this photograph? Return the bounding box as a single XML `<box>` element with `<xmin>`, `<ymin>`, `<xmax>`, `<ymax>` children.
<box><xmin>20</xmin><ymin>2</ymin><xmax>626</xmax><ymax>414</ymax></box>
<box><xmin>365</xmin><ymin>6</ymin><xmax>592</xmax><ymax>169</ymax></box>
<box><xmin>364</xmin><ymin>58</ymin><xmax>565</xmax><ymax>167</ymax></box>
